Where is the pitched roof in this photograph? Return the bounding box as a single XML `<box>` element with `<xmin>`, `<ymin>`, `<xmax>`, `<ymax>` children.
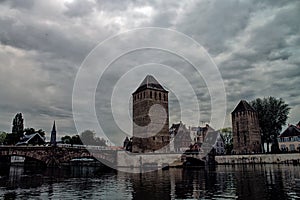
<box><xmin>133</xmin><ymin>75</ymin><xmax>167</xmax><ymax>94</ymax></box>
<box><xmin>279</xmin><ymin>125</ymin><xmax>300</xmax><ymax>138</ymax></box>
<box><xmin>16</xmin><ymin>133</ymin><xmax>45</xmax><ymax>145</ymax></box>
<box><xmin>232</xmin><ymin>100</ymin><xmax>256</xmax><ymax>113</ymax></box>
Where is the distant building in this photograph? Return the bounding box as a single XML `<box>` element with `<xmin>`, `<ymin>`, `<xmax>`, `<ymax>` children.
<box><xmin>190</xmin><ymin>124</ymin><xmax>213</xmax><ymax>145</ymax></box>
<box><xmin>16</xmin><ymin>133</ymin><xmax>45</xmax><ymax>146</ymax></box>
<box><xmin>232</xmin><ymin>100</ymin><xmax>262</xmax><ymax>154</ymax></box>
<box><xmin>132</xmin><ymin>75</ymin><xmax>170</xmax><ymax>153</ymax></box>
<box><xmin>193</xmin><ymin>127</ymin><xmax>225</xmax><ymax>155</ymax></box>
<box><xmin>212</xmin><ymin>131</ymin><xmax>225</xmax><ymax>155</ymax></box>
<box><xmin>169</xmin><ymin>121</ymin><xmax>192</xmax><ymax>152</ymax></box>
<box><xmin>278</xmin><ymin>122</ymin><xmax>300</xmax><ymax>152</ymax></box>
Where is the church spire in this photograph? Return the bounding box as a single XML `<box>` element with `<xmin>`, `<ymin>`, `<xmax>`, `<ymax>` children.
<box><xmin>50</xmin><ymin>121</ymin><xmax>56</xmax><ymax>146</ymax></box>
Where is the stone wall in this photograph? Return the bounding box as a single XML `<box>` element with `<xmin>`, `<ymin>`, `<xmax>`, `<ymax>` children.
<box><xmin>215</xmin><ymin>154</ymin><xmax>300</xmax><ymax>164</ymax></box>
<box><xmin>117</xmin><ymin>151</ymin><xmax>182</xmax><ymax>168</ymax></box>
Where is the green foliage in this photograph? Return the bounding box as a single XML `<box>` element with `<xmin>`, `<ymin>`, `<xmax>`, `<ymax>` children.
<box><xmin>24</xmin><ymin>128</ymin><xmax>45</xmax><ymax>137</ymax></box>
<box><xmin>4</xmin><ymin>133</ymin><xmax>20</xmax><ymax>145</ymax></box>
<box><xmin>61</xmin><ymin>135</ymin><xmax>72</xmax><ymax>144</ymax></box>
<box><xmin>219</xmin><ymin>127</ymin><xmax>233</xmax><ymax>154</ymax></box>
<box><xmin>5</xmin><ymin>113</ymin><xmax>25</xmax><ymax>145</ymax></box>
<box><xmin>61</xmin><ymin>135</ymin><xmax>83</xmax><ymax>145</ymax></box>
<box><xmin>250</xmin><ymin>97</ymin><xmax>290</xmax><ymax>153</ymax></box>
<box><xmin>12</xmin><ymin>113</ymin><xmax>24</xmax><ymax>138</ymax></box>
<box><xmin>0</xmin><ymin>132</ymin><xmax>7</xmax><ymax>144</ymax></box>
<box><xmin>80</xmin><ymin>130</ymin><xmax>107</xmax><ymax>146</ymax></box>
<box><xmin>71</xmin><ymin>135</ymin><xmax>83</xmax><ymax>145</ymax></box>
<box><xmin>61</xmin><ymin>131</ymin><xmax>106</xmax><ymax>146</ymax></box>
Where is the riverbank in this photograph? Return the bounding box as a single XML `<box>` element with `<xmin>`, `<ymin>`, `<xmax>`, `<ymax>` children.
<box><xmin>215</xmin><ymin>153</ymin><xmax>300</xmax><ymax>165</ymax></box>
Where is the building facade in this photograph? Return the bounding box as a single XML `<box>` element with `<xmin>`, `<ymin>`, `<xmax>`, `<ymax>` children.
<box><xmin>132</xmin><ymin>75</ymin><xmax>170</xmax><ymax>153</ymax></box>
<box><xmin>169</xmin><ymin>121</ymin><xmax>192</xmax><ymax>152</ymax></box>
<box><xmin>278</xmin><ymin>122</ymin><xmax>300</xmax><ymax>152</ymax></box>
<box><xmin>232</xmin><ymin>100</ymin><xmax>261</xmax><ymax>154</ymax></box>
<box><xmin>190</xmin><ymin>124</ymin><xmax>213</xmax><ymax>145</ymax></box>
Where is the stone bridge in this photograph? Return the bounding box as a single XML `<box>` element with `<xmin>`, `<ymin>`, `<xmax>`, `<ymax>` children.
<box><xmin>0</xmin><ymin>146</ymin><xmax>117</xmax><ymax>167</ymax></box>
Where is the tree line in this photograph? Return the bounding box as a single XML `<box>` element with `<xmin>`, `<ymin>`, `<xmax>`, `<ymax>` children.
<box><xmin>0</xmin><ymin>113</ymin><xmax>107</xmax><ymax>146</ymax></box>
<box><xmin>61</xmin><ymin>130</ymin><xmax>107</xmax><ymax>146</ymax></box>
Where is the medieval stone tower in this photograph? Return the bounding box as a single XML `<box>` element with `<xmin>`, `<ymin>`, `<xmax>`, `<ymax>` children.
<box><xmin>132</xmin><ymin>75</ymin><xmax>170</xmax><ymax>153</ymax></box>
<box><xmin>232</xmin><ymin>100</ymin><xmax>261</xmax><ymax>154</ymax></box>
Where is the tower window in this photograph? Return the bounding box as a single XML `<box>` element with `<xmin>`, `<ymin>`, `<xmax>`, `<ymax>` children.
<box><xmin>237</xmin><ymin>122</ymin><xmax>240</xmax><ymax>143</ymax></box>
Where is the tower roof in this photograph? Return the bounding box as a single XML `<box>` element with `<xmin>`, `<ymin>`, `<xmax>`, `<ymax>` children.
<box><xmin>232</xmin><ymin>100</ymin><xmax>256</xmax><ymax>113</ymax></box>
<box><xmin>50</xmin><ymin>120</ymin><xmax>57</xmax><ymax>146</ymax></box>
<box><xmin>51</xmin><ymin>121</ymin><xmax>56</xmax><ymax>133</ymax></box>
<box><xmin>133</xmin><ymin>75</ymin><xmax>167</xmax><ymax>94</ymax></box>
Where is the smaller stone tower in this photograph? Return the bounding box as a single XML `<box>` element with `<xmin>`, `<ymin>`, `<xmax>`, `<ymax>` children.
<box><xmin>232</xmin><ymin>100</ymin><xmax>261</xmax><ymax>154</ymax></box>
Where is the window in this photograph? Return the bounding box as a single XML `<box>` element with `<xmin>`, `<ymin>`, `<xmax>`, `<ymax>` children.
<box><xmin>164</xmin><ymin>94</ymin><xmax>166</xmax><ymax>101</ymax></box>
<box><xmin>290</xmin><ymin>144</ymin><xmax>295</xmax><ymax>151</ymax></box>
<box><xmin>236</xmin><ymin>122</ymin><xmax>240</xmax><ymax>143</ymax></box>
<box><xmin>143</xmin><ymin>92</ymin><xmax>145</xmax><ymax>98</ymax></box>
<box><xmin>153</xmin><ymin>136</ymin><xmax>155</xmax><ymax>141</ymax></box>
<box><xmin>150</xmin><ymin>91</ymin><xmax>152</xmax><ymax>98</ymax></box>
<box><xmin>155</xmin><ymin>92</ymin><xmax>157</xmax><ymax>99</ymax></box>
<box><xmin>159</xmin><ymin>93</ymin><xmax>161</xmax><ymax>100</ymax></box>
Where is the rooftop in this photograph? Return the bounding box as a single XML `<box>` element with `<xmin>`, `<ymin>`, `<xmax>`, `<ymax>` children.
<box><xmin>279</xmin><ymin>125</ymin><xmax>300</xmax><ymax>138</ymax></box>
<box><xmin>133</xmin><ymin>75</ymin><xmax>167</xmax><ymax>94</ymax></box>
<box><xmin>232</xmin><ymin>100</ymin><xmax>256</xmax><ymax>113</ymax></box>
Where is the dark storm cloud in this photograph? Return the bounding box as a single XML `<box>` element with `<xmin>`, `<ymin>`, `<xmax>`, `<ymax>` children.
<box><xmin>0</xmin><ymin>0</ymin><xmax>299</xmax><ymax>144</ymax></box>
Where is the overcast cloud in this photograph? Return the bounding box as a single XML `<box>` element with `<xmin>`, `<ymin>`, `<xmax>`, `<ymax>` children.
<box><xmin>0</xmin><ymin>0</ymin><xmax>299</xmax><ymax>144</ymax></box>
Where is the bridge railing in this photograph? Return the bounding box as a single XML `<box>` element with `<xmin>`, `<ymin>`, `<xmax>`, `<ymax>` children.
<box><xmin>57</xmin><ymin>144</ymin><xmax>110</xmax><ymax>150</ymax></box>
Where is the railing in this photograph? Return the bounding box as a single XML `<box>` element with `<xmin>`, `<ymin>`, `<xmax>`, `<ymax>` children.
<box><xmin>57</xmin><ymin>144</ymin><xmax>110</xmax><ymax>150</ymax></box>
<box><xmin>0</xmin><ymin>144</ymin><xmax>111</xmax><ymax>150</ymax></box>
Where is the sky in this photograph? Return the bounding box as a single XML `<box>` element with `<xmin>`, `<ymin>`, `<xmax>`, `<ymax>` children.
<box><xmin>0</xmin><ymin>0</ymin><xmax>299</xmax><ymax>145</ymax></box>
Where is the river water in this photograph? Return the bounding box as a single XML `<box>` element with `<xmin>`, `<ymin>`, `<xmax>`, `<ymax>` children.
<box><xmin>0</xmin><ymin>164</ymin><xmax>300</xmax><ymax>199</ymax></box>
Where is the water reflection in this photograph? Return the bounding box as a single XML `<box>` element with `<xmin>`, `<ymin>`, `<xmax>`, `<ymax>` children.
<box><xmin>0</xmin><ymin>164</ymin><xmax>300</xmax><ymax>199</ymax></box>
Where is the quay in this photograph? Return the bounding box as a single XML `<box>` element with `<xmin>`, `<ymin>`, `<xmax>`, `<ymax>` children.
<box><xmin>215</xmin><ymin>153</ymin><xmax>300</xmax><ymax>165</ymax></box>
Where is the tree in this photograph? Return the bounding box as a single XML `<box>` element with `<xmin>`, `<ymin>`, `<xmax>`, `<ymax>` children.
<box><xmin>71</xmin><ymin>135</ymin><xmax>83</xmax><ymax>145</ymax></box>
<box><xmin>80</xmin><ymin>130</ymin><xmax>106</xmax><ymax>146</ymax></box>
<box><xmin>0</xmin><ymin>132</ymin><xmax>7</xmax><ymax>144</ymax></box>
<box><xmin>24</xmin><ymin>128</ymin><xmax>36</xmax><ymax>135</ymax></box>
<box><xmin>251</xmin><ymin>97</ymin><xmax>290</xmax><ymax>153</ymax></box>
<box><xmin>61</xmin><ymin>135</ymin><xmax>83</xmax><ymax>145</ymax></box>
<box><xmin>4</xmin><ymin>113</ymin><xmax>25</xmax><ymax>145</ymax></box>
<box><xmin>61</xmin><ymin>135</ymin><xmax>72</xmax><ymax>144</ymax></box>
<box><xmin>24</xmin><ymin>128</ymin><xmax>45</xmax><ymax>138</ymax></box>
<box><xmin>12</xmin><ymin>113</ymin><xmax>24</xmax><ymax>138</ymax></box>
<box><xmin>95</xmin><ymin>137</ymin><xmax>107</xmax><ymax>146</ymax></box>
<box><xmin>219</xmin><ymin>127</ymin><xmax>233</xmax><ymax>155</ymax></box>
<box><xmin>36</xmin><ymin>129</ymin><xmax>45</xmax><ymax>137</ymax></box>
<box><xmin>80</xmin><ymin>130</ymin><xmax>96</xmax><ymax>145</ymax></box>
